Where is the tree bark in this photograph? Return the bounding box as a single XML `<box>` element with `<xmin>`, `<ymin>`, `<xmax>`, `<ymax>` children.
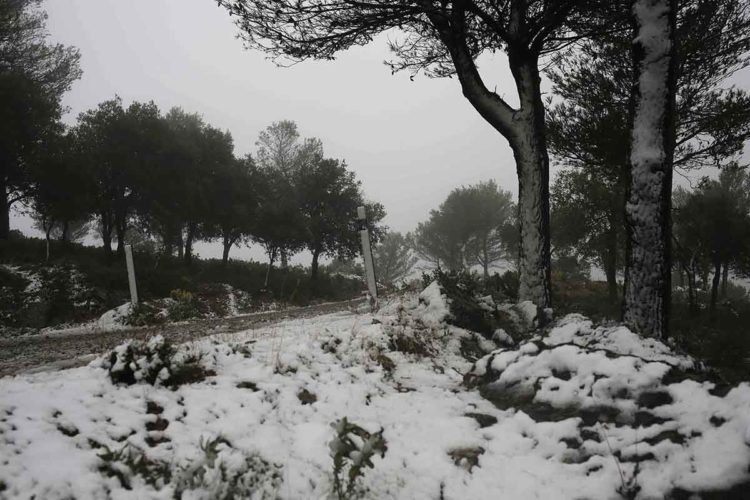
<box><xmin>101</xmin><ymin>211</ymin><xmax>114</xmax><ymax>258</ymax></box>
<box><xmin>604</xmin><ymin>224</ymin><xmax>619</xmax><ymax>303</ymax></box>
<box><xmin>1</xmin><ymin>178</ymin><xmax>10</xmax><ymax>240</ymax></box>
<box><xmin>264</xmin><ymin>247</ymin><xmax>277</xmax><ymax>288</ymax></box>
<box><xmin>482</xmin><ymin>237</ymin><xmax>489</xmax><ymax>279</ymax></box>
<box><xmin>45</xmin><ymin>223</ymin><xmax>52</xmax><ymax>261</ymax></box>
<box><xmin>221</xmin><ymin>232</ymin><xmax>237</xmax><ymax>265</ymax></box>
<box><xmin>222</xmin><ymin>241</ymin><xmax>231</xmax><ymax>265</ymax></box>
<box><xmin>622</xmin><ymin>0</ymin><xmax>677</xmax><ymax>339</ymax></box>
<box><xmin>310</xmin><ymin>247</ymin><xmax>321</xmax><ymax>283</ymax></box>
<box><xmin>506</xmin><ymin>53</ymin><xmax>552</xmax><ymax>312</ymax></box>
<box><xmin>60</xmin><ymin>220</ymin><xmax>70</xmax><ymax>244</ymax></box>
<box><xmin>177</xmin><ymin>230</ymin><xmax>184</xmax><ymax>259</ymax></box>
<box><xmin>184</xmin><ymin>222</ymin><xmax>196</xmax><ymax>266</ymax></box>
<box><xmin>433</xmin><ymin>13</ymin><xmax>552</xmax><ymax>312</ymax></box>
<box><xmin>710</xmin><ymin>259</ymin><xmax>721</xmax><ymax>317</ymax></box>
<box><xmin>685</xmin><ymin>260</ymin><xmax>698</xmax><ymax>315</ymax></box>
<box><xmin>115</xmin><ymin>217</ymin><xmax>126</xmax><ymax>257</ymax></box>
<box><xmin>721</xmin><ymin>261</ymin><xmax>729</xmax><ymax>298</ymax></box>
<box><xmin>604</xmin><ymin>257</ymin><xmax>619</xmax><ymax>304</ymax></box>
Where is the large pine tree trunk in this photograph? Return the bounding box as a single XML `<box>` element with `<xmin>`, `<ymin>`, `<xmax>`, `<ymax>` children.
<box><xmin>622</xmin><ymin>0</ymin><xmax>676</xmax><ymax>339</ymax></box>
<box><xmin>507</xmin><ymin>54</ymin><xmax>552</xmax><ymax>313</ymax></box>
<box><xmin>445</xmin><ymin>31</ymin><xmax>552</xmax><ymax>314</ymax></box>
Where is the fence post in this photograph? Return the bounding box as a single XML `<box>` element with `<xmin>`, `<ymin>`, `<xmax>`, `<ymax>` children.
<box><xmin>357</xmin><ymin>206</ymin><xmax>378</xmax><ymax>308</ymax></box>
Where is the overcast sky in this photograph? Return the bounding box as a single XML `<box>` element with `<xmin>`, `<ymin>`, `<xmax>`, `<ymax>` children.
<box><xmin>11</xmin><ymin>0</ymin><xmax>746</xmax><ymax>262</ymax></box>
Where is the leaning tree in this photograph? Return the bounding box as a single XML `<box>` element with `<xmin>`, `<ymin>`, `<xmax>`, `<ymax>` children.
<box><xmin>217</xmin><ymin>0</ymin><xmax>604</xmax><ymax>312</ymax></box>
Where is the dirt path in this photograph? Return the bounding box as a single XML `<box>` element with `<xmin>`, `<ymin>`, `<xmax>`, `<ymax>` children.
<box><xmin>0</xmin><ymin>299</ymin><xmax>365</xmax><ymax>378</ymax></box>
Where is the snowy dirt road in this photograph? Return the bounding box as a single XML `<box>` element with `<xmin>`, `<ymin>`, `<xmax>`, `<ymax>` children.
<box><xmin>0</xmin><ymin>299</ymin><xmax>365</xmax><ymax>378</ymax></box>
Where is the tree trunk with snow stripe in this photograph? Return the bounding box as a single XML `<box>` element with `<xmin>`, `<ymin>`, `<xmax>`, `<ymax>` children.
<box><xmin>623</xmin><ymin>0</ymin><xmax>677</xmax><ymax>339</ymax></box>
<box><xmin>448</xmin><ymin>39</ymin><xmax>552</xmax><ymax>313</ymax></box>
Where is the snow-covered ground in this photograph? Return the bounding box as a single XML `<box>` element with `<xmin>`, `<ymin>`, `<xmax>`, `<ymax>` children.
<box><xmin>0</xmin><ymin>285</ymin><xmax>748</xmax><ymax>499</ymax></box>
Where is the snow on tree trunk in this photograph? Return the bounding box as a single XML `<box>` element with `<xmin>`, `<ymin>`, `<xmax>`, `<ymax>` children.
<box><xmin>623</xmin><ymin>0</ymin><xmax>676</xmax><ymax>339</ymax></box>
<box><xmin>508</xmin><ymin>56</ymin><xmax>552</xmax><ymax>313</ymax></box>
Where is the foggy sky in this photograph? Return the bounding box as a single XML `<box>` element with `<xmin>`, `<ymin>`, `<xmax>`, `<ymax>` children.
<box><xmin>12</xmin><ymin>0</ymin><xmax>741</xmax><ymax>262</ymax></box>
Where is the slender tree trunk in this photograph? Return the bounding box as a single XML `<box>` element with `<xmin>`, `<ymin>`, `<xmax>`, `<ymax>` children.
<box><xmin>310</xmin><ymin>247</ymin><xmax>321</xmax><ymax>283</ymax></box>
<box><xmin>622</xmin><ymin>0</ymin><xmax>677</xmax><ymax>339</ymax></box>
<box><xmin>115</xmin><ymin>224</ymin><xmax>126</xmax><ymax>256</ymax></box>
<box><xmin>280</xmin><ymin>249</ymin><xmax>289</xmax><ymax>269</ymax></box>
<box><xmin>604</xmin><ymin>223</ymin><xmax>619</xmax><ymax>303</ymax></box>
<box><xmin>221</xmin><ymin>232</ymin><xmax>236</xmax><ymax>265</ymax></box>
<box><xmin>685</xmin><ymin>260</ymin><xmax>698</xmax><ymax>315</ymax></box>
<box><xmin>45</xmin><ymin>223</ymin><xmax>52</xmax><ymax>261</ymax></box>
<box><xmin>177</xmin><ymin>229</ymin><xmax>184</xmax><ymax>259</ymax></box>
<box><xmin>710</xmin><ymin>259</ymin><xmax>721</xmax><ymax>317</ymax></box>
<box><xmin>60</xmin><ymin>221</ymin><xmax>70</xmax><ymax>244</ymax></box>
<box><xmin>184</xmin><ymin>222</ymin><xmax>196</xmax><ymax>266</ymax></box>
<box><xmin>101</xmin><ymin>211</ymin><xmax>113</xmax><ymax>258</ymax></box>
<box><xmin>482</xmin><ymin>238</ymin><xmax>489</xmax><ymax>279</ymax></box>
<box><xmin>0</xmin><ymin>177</ymin><xmax>9</xmax><ymax>240</ymax></box>
<box><xmin>506</xmin><ymin>53</ymin><xmax>552</xmax><ymax>314</ymax></box>
<box><xmin>721</xmin><ymin>261</ymin><xmax>729</xmax><ymax>298</ymax></box>
<box><xmin>264</xmin><ymin>248</ymin><xmax>277</xmax><ymax>289</ymax></box>
<box><xmin>222</xmin><ymin>243</ymin><xmax>231</xmax><ymax>265</ymax></box>
<box><xmin>604</xmin><ymin>257</ymin><xmax>619</xmax><ymax>304</ymax></box>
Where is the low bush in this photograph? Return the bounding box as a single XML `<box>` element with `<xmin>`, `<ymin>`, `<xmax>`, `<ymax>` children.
<box><xmin>329</xmin><ymin>417</ymin><xmax>387</xmax><ymax>500</ymax></box>
<box><xmin>104</xmin><ymin>336</ymin><xmax>214</xmax><ymax>387</ymax></box>
<box><xmin>97</xmin><ymin>437</ymin><xmax>282</xmax><ymax>499</ymax></box>
<box><xmin>421</xmin><ymin>269</ymin><xmax>525</xmax><ymax>339</ymax></box>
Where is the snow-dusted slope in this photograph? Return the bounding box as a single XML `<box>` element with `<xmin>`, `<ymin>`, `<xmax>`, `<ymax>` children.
<box><xmin>0</xmin><ymin>286</ymin><xmax>748</xmax><ymax>499</ymax></box>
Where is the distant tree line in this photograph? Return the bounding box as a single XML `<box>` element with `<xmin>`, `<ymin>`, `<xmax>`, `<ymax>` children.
<box><xmin>26</xmin><ymin>105</ymin><xmax>385</xmax><ymax>284</ymax></box>
<box><xmin>1</xmin><ymin>1</ymin><xmax>386</xmax><ymax>289</ymax></box>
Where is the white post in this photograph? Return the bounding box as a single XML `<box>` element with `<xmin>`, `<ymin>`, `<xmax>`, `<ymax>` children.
<box><xmin>357</xmin><ymin>206</ymin><xmax>378</xmax><ymax>306</ymax></box>
<box><xmin>124</xmin><ymin>244</ymin><xmax>138</xmax><ymax>306</ymax></box>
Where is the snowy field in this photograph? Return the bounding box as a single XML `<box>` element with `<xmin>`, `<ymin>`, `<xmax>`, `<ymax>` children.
<box><xmin>1</xmin><ymin>285</ymin><xmax>749</xmax><ymax>499</ymax></box>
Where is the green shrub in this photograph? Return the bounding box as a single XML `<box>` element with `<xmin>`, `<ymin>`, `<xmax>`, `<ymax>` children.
<box><xmin>97</xmin><ymin>437</ymin><xmax>282</xmax><ymax>498</ymax></box>
<box><xmin>421</xmin><ymin>269</ymin><xmax>521</xmax><ymax>339</ymax></box>
<box><xmin>104</xmin><ymin>336</ymin><xmax>214</xmax><ymax>387</ymax></box>
<box><xmin>329</xmin><ymin>417</ymin><xmax>387</xmax><ymax>500</ymax></box>
<box><xmin>168</xmin><ymin>288</ymin><xmax>202</xmax><ymax>321</ymax></box>
<box><xmin>173</xmin><ymin>436</ymin><xmax>282</xmax><ymax>500</ymax></box>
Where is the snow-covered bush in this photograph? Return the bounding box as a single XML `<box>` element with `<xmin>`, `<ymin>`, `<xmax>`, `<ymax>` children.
<box><xmin>421</xmin><ymin>269</ymin><xmax>532</xmax><ymax>339</ymax></box>
<box><xmin>104</xmin><ymin>336</ymin><xmax>214</xmax><ymax>387</ymax></box>
<box><xmin>329</xmin><ymin>417</ymin><xmax>387</xmax><ymax>500</ymax></box>
<box><xmin>174</xmin><ymin>436</ymin><xmax>282</xmax><ymax>500</ymax></box>
<box><xmin>97</xmin><ymin>438</ymin><xmax>281</xmax><ymax>499</ymax></box>
<box><xmin>98</xmin><ymin>443</ymin><xmax>173</xmax><ymax>490</ymax></box>
<box><xmin>168</xmin><ymin>289</ymin><xmax>202</xmax><ymax>321</ymax></box>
